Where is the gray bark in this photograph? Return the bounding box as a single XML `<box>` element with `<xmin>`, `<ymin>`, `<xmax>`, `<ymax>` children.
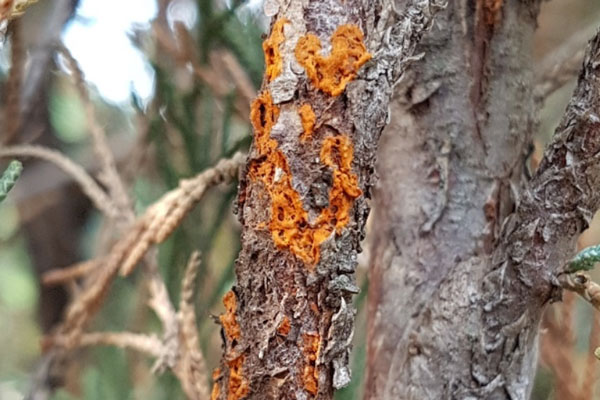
<box><xmin>366</xmin><ymin>2</ymin><xmax>600</xmax><ymax>399</ymax></box>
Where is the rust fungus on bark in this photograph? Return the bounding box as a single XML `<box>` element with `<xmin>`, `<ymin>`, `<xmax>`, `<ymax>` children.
<box><xmin>482</xmin><ymin>0</ymin><xmax>503</xmax><ymax>27</ymax></box>
<box><xmin>318</xmin><ymin>135</ymin><xmax>362</xmax><ymax>233</ymax></box>
<box><xmin>263</xmin><ymin>18</ymin><xmax>289</xmax><ymax>82</ymax></box>
<box><xmin>302</xmin><ymin>332</ymin><xmax>321</xmax><ymax>396</ymax></box>
<box><xmin>277</xmin><ymin>316</ymin><xmax>291</xmax><ymax>336</ymax></box>
<box><xmin>249</xmin><ymin>91</ymin><xmax>361</xmax><ymax>264</ymax></box>
<box><xmin>298</xmin><ymin>104</ymin><xmax>316</xmax><ymax>141</ymax></box>
<box><xmin>211</xmin><ymin>368</ymin><xmax>221</xmax><ymax>400</ymax></box>
<box><xmin>216</xmin><ymin>291</ymin><xmax>249</xmax><ymax>399</ymax></box>
<box><xmin>220</xmin><ymin>290</ymin><xmax>241</xmax><ymax>342</ymax></box>
<box><xmin>295</xmin><ymin>25</ymin><xmax>371</xmax><ymax>96</ymax></box>
<box><xmin>227</xmin><ymin>355</ymin><xmax>250</xmax><ymax>400</ymax></box>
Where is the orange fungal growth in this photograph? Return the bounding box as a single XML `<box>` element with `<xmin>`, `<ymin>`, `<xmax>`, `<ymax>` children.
<box><xmin>277</xmin><ymin>316</ymin><xmax>291</xmax><ymax>336</ymax></box>
<box><xmin>211</xmin><ymin>383</ymin><xmax>220</xmax><ymax>400</ymax></box>
<box><xmin>298</xmin><ymin>104</ymin><xmax>316</xmax><ymax>141</ymax></box>
<box><xmin>250</xmin><ymin>91</ymin><xmax>280</xmax><ymax>154</ymax></box>
<box><xmin>483</xmin><ymin>0</ymin><xmax>503</xmax><ymax>27</ymax></box>
<box><xmin>227</xmin><ymin>355</ymin><xmax>250</xmax><ymax>400</ymax></box>
<box><xmin>318</xmin><ymin>135</ymin><xmax>362</xmax><ymax>233</ymax></box>
<box><xmin>302</xmin><ymin>333</ymin><xmax>321</xmax><ymax>395</ymax></box>
<box><xmin>295</xmin><ymin>25</ymin><xmax>371</xmax><ymax>96</ymax></box>
<box><xmin>216</xmin><ymin>292</ymin><xmax>249</xmax><ymax>399</ymax></box>
<box><xmin>211</xmin><ymin>368</ymin><xmax>221</xmax><ymax>400</ymax></box>
<box><xmin>249</xmin><ymin>91</ymin><xmax>361</xmax><ymax>265</ymax></box>
<box><xmin>263</xmin><ymin>18</ymin><xmax>289</xmax><ymax>82</ymax></box>
<box><xmin>220</xmin><ymin>291</ymin><xmax>241</xmax><ymax>342</ymax></box>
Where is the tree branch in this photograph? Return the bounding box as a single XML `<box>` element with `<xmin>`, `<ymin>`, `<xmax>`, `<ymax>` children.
<box><xmin>560</xmin><ymin>272</ymin><xmax>600</xmax><ymax>313</ymax></box>
<box><xmin>535</xmin><ymin>23</ymin><xmax>597</xmax><ymax>102</ymax></box>
<box><xmin>0</xmin><ymin>145</ymin><xmax>119</xmax><ymax>218</ymax></box>
<box><xmin>211</xmin><ymin>0</ymin><xmax>444</xmax><ymax>398</ymax></box>
<box><xmin>478</xmin><ymin>28</ymin><xmax>600</xmax><ymax>396</ymax></box>
<box><xmin>518</xmin><ymin>29</ymin><xmax>600</xmax><ymax>279</ymax></box>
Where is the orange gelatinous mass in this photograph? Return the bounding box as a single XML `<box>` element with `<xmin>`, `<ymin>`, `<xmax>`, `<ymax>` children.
<box><xmin>211</xmin><ymin>368</ymin><xmax>221</xmax><ymax>400</ymax></box>
<box><xmin>263</xmin><ymin>18</ymin><xmax>289</xmax><ymax>82</ymax></box>
<box><xmin>298</xmin><ymin>104</ymin><xmax>316</xmax><ymax>141</ymax></box>
<box><xmin>277</xmin><ymin>316</ymin><xmax>291</xmax><ymax>336</ymax></box>
<box><xmin>220</xmin><ymin>290</ymin><xmax>241</xmax><ymax>342</ymax></box>
<box><xmin>302</xmin><ymin>333</ymin><xmax>321</xmax><ymax>395</ymax></box>
<box><xmin>318</xmin><ymin>135</ymin><xmax>362</xmax><ymax>233</ymax></box>
<box><xmin>483</xmin><ymin>0</ymin><xmax>503</xmax><ymax>26</ymax></box>
<box><xmin>227</xmin><ymin>355</ymin><xmax>249</xmax><ymax>400</ymax></box>
<box><xmin>249</xmin><ymin>92</ymin><xmax>361</xmax><ymax>265</ymax></box>
<box><xmin>295</xmin><ymin>25</ymin><xmax>371</xmax><ymax>96</ymax></box>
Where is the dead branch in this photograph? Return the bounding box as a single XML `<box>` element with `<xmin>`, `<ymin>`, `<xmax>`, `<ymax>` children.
<box><xmin>0</xmin><ymin>144</ymin><xmax>119</xmax><ymax>218</ymax></box>
<box><xmin>174</xmin><ymin>251</ymin><xmax>210</xmax><ymax>399</ymax></box>
<box><xmin>558</xmin><ymin>271</ymin><xmax>600</xmax><ymax>398</ymax></box>
<box><xmin>42</xmin><ymin>151</ymin><xmax>243</xmax><ymax>398</ymax></box>
<box><xmin>153</xmin><ymin>21</ymin><xmax>255</xmax><ymax>119</ymax></box>
<box><xmin>560</xmin><ymin>272</ymin><xmax>600</xmax><ymax>313</ymax></box>
<box><xmin>535</xmin><ymin>23</ymin><xmax>598</xmax><ymax>102</ymax></box>
<box><xmin>540</xmin><ymin>294</ymin><xmax>579</xmax><ymax>400</ymax></box>
<box><xmin>49</xmin><ymin>332</ymin><xmax>163</xmax><ymax>358</ymax></box>
<box><xmin>470</xmin><ymin>27</ymin><xmax>600</xmax><ymax>400</ymax></box>
<box><xmin>117</xmin><ymin>151</ymin><xmax>245</xmax><ymax>276</ymax></box>
<box><xmin>220</xmin><ymin>50</ymin><xmax>257</xmax><ymax>105</ymax></box>
<box><xmin>581</xmin><ymin>309</ymin><xmax>600</xmax><ymax>399</ymax></box>
<box><xmin>496</xmin><ymin>27</ymin><xmax>600</xmax><ymax>295</ymax></box>
<box><xmin>535</xmin><ymin>50</ymin><xmax>584</xmax><ymax>102</ymax></box>
<box><xmin>57</xmin><ymin>43</ymin><xmax>134</xmax><ymax>221</ymax></box>
<box><xmin>42</xmin><ymin>259</ymin><xmax>101</xmax><ymax>286</ymax></box>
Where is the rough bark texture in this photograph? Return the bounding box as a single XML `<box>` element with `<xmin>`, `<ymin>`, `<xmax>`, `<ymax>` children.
<box><xmin>211</xmin><ymin>1</ymin><xmax>442</xmax><ymax>399</ymax></box>
<box><xmin>366</xmin><ymin>2</ymin><xmax>600</xmax><ymax>399</ymax></box>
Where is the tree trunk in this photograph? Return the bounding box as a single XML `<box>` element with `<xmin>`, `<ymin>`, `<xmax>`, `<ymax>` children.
<box><xmin>211</xmin><ymin>1</ymin><xmax>442</xmax><ymax>399</ymax></box>
<box><xmin>366</xmin><ymin>1</ymin><xmax>600</xmax><ymax>399</ymax></box>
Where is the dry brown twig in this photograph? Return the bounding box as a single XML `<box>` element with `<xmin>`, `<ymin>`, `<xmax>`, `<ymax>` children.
<box><xmin>153</xmin><ymin>21</ymin><xmax>255</xmax><ymax>118</ymax></box>
<box><xmin>25</xmin><ymin>42</ymin><xmax>246</xmax><ymax>399</ymax></box>
<box><xmin>39</xmin><ymin>151</ymin><xmax>244</xmax><ymax>288</ymax></box>
<box><xmin>39</xmin><ymin>150</ymin><xmax>243</xmax><ymax>398</ymax></box>
<box><xmin>57</xmin><ymin>43</ymin><xmax>134</xmax><ymax>222</ymax></box>
<box><xmin>0</xmin><ymin>144</ymin><xmax>120</xmax><ymax>218</ymax></box>
<box><xmin>49</xmin><ymin>331</ymin><xmax>164</xmax><ymax>358</ymax></box>
<box><xmin>558</xmin><ymin>271</ymin><xmax>600</xmax><ymax>398</ymax></box>
<box><xmin>42</xmin><ymin>259</ymin><xmax>101</xmax><ymax>286</ymax></box>
<box><xmin>220</xmin><ymin>50</ymin><xmax>257</xmax><ymax>105</ymax></box>
<box><xmin>581</xmin><ymin>308</ymin><xmax>600</xmax><ymax>399</ymax></box>
<box><xmin>45</xmin><ymin>252</ymin><xmax>212</xmax><ymax>399</ymax></box>
<box><xmin>536</xmin><ymin>49</ymin><xmax>585</xmax><ymax>102</ymax></box>
<box><xmin>535</xmin><ymin>23</ymin><xmax>598</xmax><ymax>103</ymax></box>
<box><xmin>43</xmin><ymin>150</ymin><xmax>244</xmax><ymax>335</ymax></box>
<box><xmin>173</xmin><ymin>251</ymin><xmax>210</xmax><ymax>399</ymax></box>
<box><xmin>560</xmin><ymin>272</ymin><xmax>600</xmax><ymax>312</ymax></box>
<box><xmin>540</xmin><ymin>293</ymin><xmax>579</xmax><ymax>400</ymax></box>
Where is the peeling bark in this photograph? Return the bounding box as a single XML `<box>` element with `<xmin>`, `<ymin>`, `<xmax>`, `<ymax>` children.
<box><xmin>211</xmin><ymin>1</ymin><xmax>443</xmax><ymax>399</ymax></box>
<box><xmin>367</xmin><ymin>2</ymin><xmax>600</xmax><ymax>399</ymax></box>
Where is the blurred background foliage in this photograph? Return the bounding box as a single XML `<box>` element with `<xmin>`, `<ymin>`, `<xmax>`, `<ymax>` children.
<box><xmin>0</xmin><ymin>0</ymin><xmax>599</xmax><ymax>399</ymax></box>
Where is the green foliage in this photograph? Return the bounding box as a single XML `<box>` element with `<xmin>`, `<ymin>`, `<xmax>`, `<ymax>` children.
<box><xmin>568</xmin><ymin>244</ymin><xmax>600</xmax><ymax>272</ymax></box>
<box><xmin>0</xmin><ymin>160</ymin><xmax>22</xmax><ymax>203</ymax></box>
